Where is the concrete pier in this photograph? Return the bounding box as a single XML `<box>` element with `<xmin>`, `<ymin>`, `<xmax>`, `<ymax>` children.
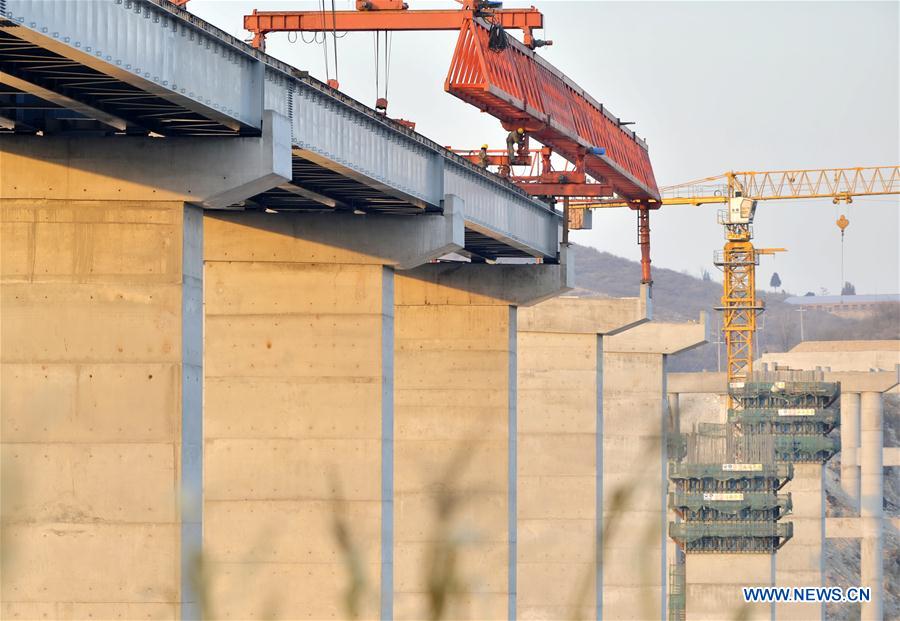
<box><xmin>203</xmin><ymin>214</ymin><xmax>386</xmax><ymax>619</ymax></box>
<box><xmin>601</xmin><ymin>316</ymin><xmax>707</xmax><ymax>621</ymax></box>
<box><xmin>839</xmin><ymin>391</ymin><xmax>861</xmax><ymax>512</ymax></box>
<box><xmin>515</xmin><ymin>293</ymin><xmax>649</xmax><ymax>620</ymax></box>
<box><xmin>391</xmin><ymin>261</ymin><xmax>569</xmax><ymax>621</ymax></box>
<box><xmin>1</xmin><ymin>128</ymin><xmax>289</xmax><ymax>618</ymax></box>
<box><xmin>859</xmin><ymin>391</ymin><xmax>883</xmax><ymax>621</ymax></box>
<box><xmin>686</xmin><ymin>554</ymin><xmax>774</xmax><ymax>620</ymax></box>
<box><xmin>774</xmin><ymin>463</ymin><xmax>826</xmax><ymax>620</ymax></box>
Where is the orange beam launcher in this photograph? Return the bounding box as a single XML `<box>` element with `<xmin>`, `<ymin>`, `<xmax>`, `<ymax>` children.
<box><xmin>244</xmin><ymin>6</ymin><xmax>545</xmax><ymax>51</ymax></box>
<box><xmin>445</xmin><ymin>18</ymin><xmax>659</xmax><ymax>203</ymax></box>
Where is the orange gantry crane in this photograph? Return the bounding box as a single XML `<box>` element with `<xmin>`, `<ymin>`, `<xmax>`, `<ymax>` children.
<box><xmin>571</xmin><ymin>165</ymin><xmax>900</xmax><ymax>384</ymax></box>
<box><xmin>241</xmin><ymin>0</ymin><xmax>662</xmax><ymax>281</ymax></box>
<box><xmin>244</xmin><ymin>0</ymin><xmax>548</xmax><ymax>51</ymax></box>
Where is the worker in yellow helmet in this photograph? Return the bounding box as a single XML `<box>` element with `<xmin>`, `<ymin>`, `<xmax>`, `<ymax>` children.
<box><xmin>506</xmin><ymin>127</ymin><xmax>526</xmax><ymax>162</ymax></box>
<box><xmin>478</xmin><ymin>144</ymin><xmax>490</xmax><ymax>169</ymax></box>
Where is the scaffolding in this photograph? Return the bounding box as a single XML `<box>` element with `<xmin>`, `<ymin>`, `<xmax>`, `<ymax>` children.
<box><xmin>728</xmin><ymin>369</ymin><xmax>841</xmax><ymax>463</ymax></box>
<box><xmin>668</xmin><ymin>459</ymin><xmax>793</xmax><ymax>553</ymax></box>
<box><xmin>668</xmin><ymin>561</ymin><xmax>686</xmax><ymax>621</ymax></box>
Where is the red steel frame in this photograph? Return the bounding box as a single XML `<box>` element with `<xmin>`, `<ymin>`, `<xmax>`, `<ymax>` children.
<box><xmin>244</xmin><ymin>6</ymin><xmax>545</xmax><ymax>52</ymax></box>
<box><xmin>454</xmin><ymin>147</ymin><xmax>614</xmax><ymax>197</ymax></box>
<box><xmin>445</xmin><ymin>18</ymin><xmax>659</xmax><ymax>202</ymax></box>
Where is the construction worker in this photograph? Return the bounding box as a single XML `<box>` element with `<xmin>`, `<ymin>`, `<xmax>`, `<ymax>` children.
<box><xmin>478</xmin><ymin>144</ymin><xmax>490</xmax><ymax>168</ymax></box>
<box><xmin>506</xmin><ymin>127</ymin><xmax>526</xmax><ymax>162</ymax></box>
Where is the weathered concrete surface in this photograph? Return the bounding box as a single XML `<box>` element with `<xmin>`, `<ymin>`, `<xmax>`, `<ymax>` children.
<box><xmin>1</xmin><ymin>199</ymin><xmax>188</xmax><ymax>619</ymax></box>
<box><xmin>203</xmin><ymin>211</ymin><xmax>398</xmax><ymax>620</ymax></box>
<box><xmin>841</xmin><ymin>391</ymin><xmax>861</xmax><ymax>512</ymax></box>
<box><xmin>859</xmin><ymin>391</ymin><xmax>883</xmax><ymax>621</ymax></box>
<box><xmin>516</xmin><ymin>287</ymin><xmax>649</xmax><ymax>335</ymax></box>
<box><xmin>516</xmin><ymin>293</ymin><xmax>649</xmax><ymax>620</ymax></box>
<box><xmin>775</xmin><ymin>463</ymin><xmax>826</xmax><ymax>620</ymax></box>
<box><xmin>393</xmin><ymin>272</ymin><xmax>514</xmax><ymax>620</ymax></box>
<box><xmin>686</xmin><ymin>554</ymin><xmax>774</xmax><ymax>620</ymax></box>
<box><xmin>601</xmin><ymin>315</ymin><xmax>708</xmax><ymax>621</ymax></box>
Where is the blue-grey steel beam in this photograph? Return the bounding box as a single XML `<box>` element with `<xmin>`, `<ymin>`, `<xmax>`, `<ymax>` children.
<box><xmin>3</xmin><ymin>0</ymin><xmax>265</xmax><ymax>132</ymax></box>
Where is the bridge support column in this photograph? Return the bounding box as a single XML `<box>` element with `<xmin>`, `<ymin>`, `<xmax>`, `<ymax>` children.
<box><xmin>600</xmin><ymin>317</ymin><xmax>707</xmax><ymax>621</ymax></box>
<box><xmin>686</xmin><ymin>554</ymin><xmax>774</xmax><ymax>620</ymax></box>
<box><xmin>1</xmin><ymin>122</ymin><xmax>289</xmax><ymax>620</ymax></box>
<box><xmin>201</xmin><ymin>205</ymin><xmax>464</xmax><ymax>621</ymax></box>
<box><xmin>839</xmin><ymin>391</ymin><xmax>861</xmax><ymax>512</ymax></box>
<box><xmin>775</xmin><ymin>462</ymin><xmax>826</xmax><ymax>620</ymax></box>
<box><xmin>514</xmin><ymin>292</ymin><xmax>649</xmax><ymax>620</ymax></box>
<box><xmin>391</xmin><ymin>260</ymin><xmax>570</xmax><ymax>621</ymax></box>
<box><xmin>859</xmin><ymin>391</ymin><xmax>883</xmax><ymax>621</ymax></box>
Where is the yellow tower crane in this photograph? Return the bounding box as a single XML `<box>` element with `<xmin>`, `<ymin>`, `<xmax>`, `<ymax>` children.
<box><xmin>570</xmin><ymin>165</ymin><xmax>900</xmax><ymax>385</ymax></box>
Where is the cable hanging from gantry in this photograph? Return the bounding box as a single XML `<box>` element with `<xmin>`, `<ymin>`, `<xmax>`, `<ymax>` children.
<box><xmin>373</xmin><ymin>30</ymin><xmax>393</xmax><ymax>113</ymax></box>
<box><xmin>330</xmin><ymin>0</ymin><xmax>340</xmax><ymax>86</ymax></box>
<box><xmin>311</xmin><ymin>0</ymin><xmax>343</xmax><ymax>88</ymax></box>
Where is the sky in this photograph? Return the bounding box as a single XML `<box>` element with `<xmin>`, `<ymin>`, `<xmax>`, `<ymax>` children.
<box><xmin>190</xmin><ymin>0</ymin><xmax>899</xmax><ymax>296</ymax></box>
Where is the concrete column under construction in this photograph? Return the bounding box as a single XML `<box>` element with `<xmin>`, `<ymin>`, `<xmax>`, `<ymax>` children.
<box><xmin>515</xmin><ymin>292</ymin><xmax>649</xmax><ymax>620</ymax></box>
<box><xmin>859</xmin><ymin>391</ymin><xmax>883</xmax><ymax>621</ymax></box>
<box><xmin>201</xmin><ymin>201</ymin><xmax>466</xmax><ymax>620</ymax></box>
<box><xmin>839</xmin><ymin>391</ymin><xmax>861</xmax><ymax>512</ymax></box>
<box><xmin>0</xmin><ymin>123</ymin><xmax>290</xmax><ymax>620</ymax></box>
<box><xmin>391</xmin><ymin>260</ymin><xmax>570</xmax><ymax>621</ymax></box>
<box><xmin>601</xmin><ymin>315</ymin><xmax>708</xmax><ymax>621</ymax></box>
<box><xmin>775</xmin><ymin>463</ymin><xmax>826</xmax><ymax>620</ymax></box>
<box><xmin>686</xmin><ymin>554</ymin><xmax>774</xmax><ymax>620</ymax></box>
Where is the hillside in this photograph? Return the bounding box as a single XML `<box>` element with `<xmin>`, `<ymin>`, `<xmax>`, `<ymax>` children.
<box><xmin>571</xmin><ymin>244</ymin><xmax>900</xmax><ymax>372</ymax></box>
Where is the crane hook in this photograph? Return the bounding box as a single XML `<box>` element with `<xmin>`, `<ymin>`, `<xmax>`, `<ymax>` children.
<box><xmin>836</xmin><ymin>214</ymin><xmax>849</xmax><ymax>238</ymax></box>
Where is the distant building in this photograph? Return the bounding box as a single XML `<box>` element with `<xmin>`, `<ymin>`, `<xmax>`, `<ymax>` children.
<box><xmin>784</xmin><ymin>294</ymin><xmax>900</xmax><ymax>319</ymax></box>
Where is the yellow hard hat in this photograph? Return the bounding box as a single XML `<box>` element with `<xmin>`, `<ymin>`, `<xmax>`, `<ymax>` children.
<box><xmin>517</xmin><ymin>127</ymin><xmax>525</xmax><ymax>134</ymax></box>
<box><xmin>481</xmin><ymin>144</ymin><xmax>489</xmax><ymax>149</ymax></box>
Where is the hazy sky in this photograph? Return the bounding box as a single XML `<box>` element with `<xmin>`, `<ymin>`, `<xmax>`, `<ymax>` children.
<box><xmin>191</xmin><ymin>1</ymin><xmax>899</xmax><ymax>296</ymax></box>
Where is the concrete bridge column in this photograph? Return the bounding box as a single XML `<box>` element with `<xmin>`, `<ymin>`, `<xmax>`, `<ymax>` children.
<box><xmin>859</xmin><ymin>391</ymin><xmax>883</xmax><ymax>621</ymax></box>
<box><xmin>601</xmin><ymin>316</ymin><xmax>707</xmax><ymax>621</ymax></box>
<box><xmin>201</xmin><ymin>202</ymin><xmax>465</xmax><ymax>620</ymax></box>
<box><xmin>515</xmin><ymin>292</ymin><xmax>649</xmax><ymax>620</ymax></box>
<box><xmin>839</xmin><ymin>391</ymin><xmax>861</xmax><ymax>512</ymax></box>
<box><xmin>686</xmin><ymin>554</ymin><xmax>774</xmax><ymax>621</ymax></box>
<box><xmin>392</xmin><ymin>260</ymin><xmax>570</xmax><ymax>621</ymax></box>
<box><xmin>775</xmin><ymin>462</ymin><xmax>826</xmax><ymax>620</ymax></box>
<box><xmin>1</xmin><ymin>119</ymin><xmax>290</xmax><ymax>620</ymax></box>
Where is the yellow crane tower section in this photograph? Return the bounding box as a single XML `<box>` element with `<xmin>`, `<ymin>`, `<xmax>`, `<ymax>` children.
<box><xmin>571</xmin><ymin>165</ymin><xmax>900</xmax><ymax>385</ymax></box>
